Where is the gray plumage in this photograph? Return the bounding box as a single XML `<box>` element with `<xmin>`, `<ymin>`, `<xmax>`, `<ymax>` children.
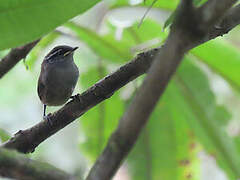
<box><xmin>38</xmin><ymin>45</ymin><xmax>79</xmax><ymax>109</ymax></box>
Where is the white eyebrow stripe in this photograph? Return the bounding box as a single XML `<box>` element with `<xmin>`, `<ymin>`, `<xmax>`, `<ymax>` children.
<box><xmin>45</xmin><ymin>49</ymin><xmax>62</xmax><ymax>60</ymax></box>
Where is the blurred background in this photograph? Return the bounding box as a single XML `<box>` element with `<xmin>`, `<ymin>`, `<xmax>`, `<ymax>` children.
<box><xmin>0</xmin><ymin>0</ymin><xmax>240</xmax><ymax>179</ymax></box>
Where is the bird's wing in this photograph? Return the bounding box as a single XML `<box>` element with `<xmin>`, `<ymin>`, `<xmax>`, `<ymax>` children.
<box><xmin>37</xmin><ymin>78</ymin><xmax>45</xmax><ymax>102</ymax></box>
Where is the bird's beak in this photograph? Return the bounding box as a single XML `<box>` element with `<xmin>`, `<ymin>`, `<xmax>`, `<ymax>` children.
<box><xmin>71</xmin><ymin>47</ymin><xmax>78</xmax><ymax>52</ymax></box>
<box><xmin>64</xmin><ymin>47</ymin><xmax>79</xmax><ymax>57</ymax></box>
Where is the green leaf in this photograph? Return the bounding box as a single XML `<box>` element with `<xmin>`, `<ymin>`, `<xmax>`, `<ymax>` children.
<box><xmin>0</xmin><ymin>0</ymin><xmax>100</xmax><ymax>50</ymax></box>
<box><xmin>128</xmin><ymin>81</ymin><xmax>200</xmax><ymax>180</ymax></box>
<box><xmin>144</xmin><ymin>0</ymin><xmax>179</xmax><ymax>10</ymax></box>
<box><xmin>193</xmin><ymin>0</ymin><xmax>208</xmax><ymax>6</ymax></box>
<box><xmin>163</xmin><ymin>11</ymin><xmax>176</xmax><ymax>30</ymax></box>
<box><xmin>0</xmin><ymin>128</ymin><xmax>11</xmax><ymax>142</ymax></box>
<box><xmin>65</xmin><ymin>22</ymin><xmax>132</xmax><ymax>62</ymax></box>
<box><xmin>123</xmin><ymin>20</ymin><xmax>166</xmax><ymax>45</ymax></box>
<box><xmin>80</xmin><ymin>66</ymin><xmax>102</xmax><ymax>89</ymax></box>
<box><xmin>173</xmin><ymin>59</ymin><xmax>240</xmax><ymax>179</ymax></box>
<box><xmin>191</xmin><ymin>39</ymin><xmax>240</xmax><ymax>91</ymax></box>
<box><xmin>111</xmin><ymin>0</ymin><xmax>179</xmax><ymax>10</ymax></box>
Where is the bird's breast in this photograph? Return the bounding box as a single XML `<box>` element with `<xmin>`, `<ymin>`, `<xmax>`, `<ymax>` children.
<box><xmin>40</xmin><ymin>61</ymin><xmax>79</xmax><ymax>106</ymax></box>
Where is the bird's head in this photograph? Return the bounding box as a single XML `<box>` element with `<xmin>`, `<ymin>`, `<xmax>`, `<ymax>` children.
<box><xmin>44</xmin><ymin>45</ymin><xmax>78</xmax><ymax>63</ymax></box>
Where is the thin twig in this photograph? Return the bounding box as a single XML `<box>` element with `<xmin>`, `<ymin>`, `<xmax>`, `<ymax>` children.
<box><xmin>138</xmin><ymin>0</ymin><xmax>158</xmax><ymax>28</ymax></box>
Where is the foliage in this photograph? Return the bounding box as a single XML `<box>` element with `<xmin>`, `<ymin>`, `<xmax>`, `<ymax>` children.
<box><xmin>0</xmin><ymin>0</ymin><xmax>100</xmax><ymax>50</ymax></box>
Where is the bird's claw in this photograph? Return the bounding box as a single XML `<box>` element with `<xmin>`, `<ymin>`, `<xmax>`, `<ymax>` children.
<box><xmin>214</xmin><ymin>25</ymin><xmax>223</xmax><ymax>30</ymax></box>
<box><xmin>70</xmin><ymin>94</ymin><xmax>82</xmax><ymax>102</ymax></box>
<box><xmin>43</xmin><ymin>113</ymin><xmax>53</xmax><ymax>127</ymax></box>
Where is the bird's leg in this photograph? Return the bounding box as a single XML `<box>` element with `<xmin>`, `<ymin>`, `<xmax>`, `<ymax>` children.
<box><xmin>43</xmin><ymin>105</ymin><xmax>53</xmax><ymax>126</ymax></box>
<box><xmin>43</xmin><ymin>104</ymin><xmax>47</xmax><ymax>117</ymax></box>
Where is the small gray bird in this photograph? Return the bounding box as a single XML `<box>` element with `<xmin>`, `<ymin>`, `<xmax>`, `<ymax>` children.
<box><xmin>38</xmin><ymin>45</ymin><xmax>79</xmax><ymax>121</ymax></box>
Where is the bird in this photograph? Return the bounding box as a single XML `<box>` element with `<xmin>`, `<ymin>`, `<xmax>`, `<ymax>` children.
<box><xmin>37</xmin><ymin>45</ymin><xmax>79</xmax><ymax>123</ymax></box>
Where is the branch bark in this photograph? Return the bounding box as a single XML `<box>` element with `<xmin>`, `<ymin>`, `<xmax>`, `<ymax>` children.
<box><xmin>0</xmin><ymin>39</ymin><xmax>40</xmax><ymax>79</ymax></box>
<box><xmin>1</xmin><ymin>3</ymin><xmax>240</xmax><ymax>155</ymax></box>
<box><xmin>0</xmin><ymin>147</ymin><xmax>75</xmax><ymax>180</ymax></box>
<box><xmin>199</xmin><ymin>0</ymin><xmax>237</xmax><ymax>27</ymax></box>
<box><xmin>86</xmin><ymin>1</ymin><xmax>238</xmax><ymax>179</ymax></box>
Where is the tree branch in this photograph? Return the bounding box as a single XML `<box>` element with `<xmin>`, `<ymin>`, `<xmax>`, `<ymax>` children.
<box><xmin>86</xmin><ymin>1</ymin><xmax>238</xmax><ymax>179</ymax></box>
<box><xmin>208</xmin><ymin>3</ymin><xmax>240</xmax><ymax>39</ymax></box>
<box><xmin>199</xmin><ymin>0</ymin><xmax>237</xmax><ymax>28</ymax></box>
<box><xmin>1</xmin><ymin>3</ymin><xmax>240</xmax><ymax>155</ymax></box>
<box><xmin>0</xmin><ymin>39</ymin><xmax>40</xmax><ymax>79</ymax></box>
<box><xmin>0</xmin><ymin>147</ymin><xmax>75</xmax><ymax>180</ymax></box>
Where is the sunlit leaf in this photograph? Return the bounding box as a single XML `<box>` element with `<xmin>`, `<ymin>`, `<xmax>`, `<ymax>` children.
<box><xmin>191</xmin><ymin>39</ymin><xmax>240</xmax><ymax>91</ymax></box>
<box><xmin>163</xmin><ymin>11</ymin><xmax>176</xmax><ymax>30</ymax></box>
<box><xmin>193</xmin><ymin>0</ymin><xmax>208</xmax><ymax>6</ymax></box>
<box><xmin>111</xmin><ymin>0</ymin><xmax>179</xmax><ymax>10</ymax></box>
<box><xmin>173</xmin><ymin>59</ymin><xmax>240</xmax><ymax>179</ymax></box>
<box><xmin>123</xmin><ymin>20</ymin><xmax>166</xmax><ymax>45</ymax></box>
<box><xmin>0</xmin><ymin>128</ymin><xmax>11</xmax><ymax>142</ymax></box>
<box><xmin>128</xmin><ymin>98</ymin><xmax>200</xmax><ymax>180</ymax></box>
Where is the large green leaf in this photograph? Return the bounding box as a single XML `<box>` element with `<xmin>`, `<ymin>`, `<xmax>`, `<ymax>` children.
<box><xmin>173</xmin><ymin>59</ymin><xmax>240</xmax><ymax>179</ymax></box>
<box><xmin>0</xmin><ymin>0</ymin><xmax>100</xmax><ymax>50</ymax></box>
<box><xmin>110</xmin><ymin>0</ymin><xmax>179</xmax><ymax>10</ymax></box>
<box><xmin>128</xmin><ymin>97</ymin><xmax>200</xmax><ymax>180</ymax></box>
<box><xmin>191</xmin><ymin>39</ymin><xmax>240</xmax><ymax>91</ymax></box>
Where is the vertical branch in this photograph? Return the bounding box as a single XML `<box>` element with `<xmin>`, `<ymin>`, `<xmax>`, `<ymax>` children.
<box><xmin>127</xmin><ymin>28</ymin><xmax>153</xmax><ymax>179</ymax></box>
<box><xmin>142</xmin><ymin>127</ymin><xmax>152</xmax><ymax>180</ymax></box>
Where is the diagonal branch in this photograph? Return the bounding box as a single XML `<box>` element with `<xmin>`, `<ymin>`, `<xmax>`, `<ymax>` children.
<box><xmin>0</xmin><ymin>147</ymin><xmax>75</xmax><ymax>180</ymax></box>
<box><xmin>86</xmin><ymin>1</ymin><xmax>238</xmax><ymax>179</ymax></box>
<box><xmin>199</xmin><ymin>0</ymin><xmax>237</xmax><ymax>28</ymax></box>
<box><xmin>0</xmin><ymin>39</ymin><xmax>40</xmax><ymax>79</ymax></box>
<box><xmin>1</xmin><ymin>3</ymin><xmax>240</xmax><ymax>155</ymax></box>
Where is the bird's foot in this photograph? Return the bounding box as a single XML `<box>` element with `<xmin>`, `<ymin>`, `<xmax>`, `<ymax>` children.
<box><xmin>213</xmin><ymin>25</ymin><xmax>229</xmax><ymax>36</ymax></box>
<box><xmin>70</xmin><ymin>94</ymin><xmax>82</xmax><ymax>103</ymax></box>
<box><xmin>214</xmin><ymin>25</ymin><xmax>223</xmax><ymax>30</ymax></box>
<box><xmin>43</xmin><ymin>113</ymin><xmax>53</xmax><ymax>127</ymax></box>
